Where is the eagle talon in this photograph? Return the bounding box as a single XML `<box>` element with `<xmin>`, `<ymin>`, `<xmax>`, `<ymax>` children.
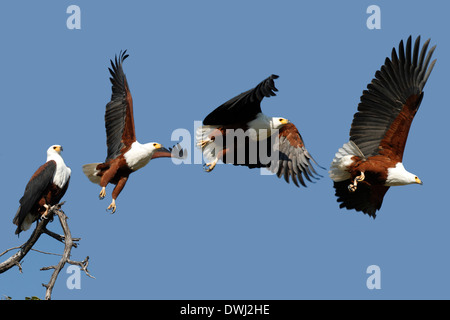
<box><xmin>197</xmin><ymin>139</ymin><xmax>210</xmax><ymax>149</ymax></box>
<box><xmin>99</xmin><ymin>187</ymin><xmax>106</xmax><ymax>200</ymax></box>
<box><xmin>107</xmin><ymin>199</ymin><xmax>116</xmax><ymax>214</ymax></box>
<box><xmin>355</xmin><ymin>171</ymin><xmax>365</xmax><ymax>183</ymax></box>
<box><xmin>203</xmin><ymin>160</ymin><xmax>217</xmax><ymax>172</ymax></box>
<box><xmin>348</xmin><ymin>171</ymin><xmax>365</xmax><ymax>193</ymax></box>
<box><xmin>41</xmin><ymin>204</ymin><xmax>51</xmax><ymax>220</ymax></box>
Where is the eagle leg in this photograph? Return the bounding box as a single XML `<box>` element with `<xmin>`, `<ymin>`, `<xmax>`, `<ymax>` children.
<box><xmin>197</xmin><ymin>139</ymin><xmax>211</xmax><ymax>149</ymax></box>
<box><xmin>203</xmin><ymin>159</ymin><xmax>218</xmax><ymax>172</ymax></box>
<box><xmin>203</xmin><ymin>147</ymin><xmax>228</xmax><ymax>173</ymax></box>
<box><xmin>348</xmin><ymin>171</ymin><xmax>365</xmax><ymax>193</ymax></box>
<box><xmin>41</xmin><ymin>204</ymin><xmax>51</xmax><ymax>220</ymax></box>
<box><xmin>106</xmin><ymin>199</ymin><xmax>116</xmax><ymax>214</ymax></box>
<box><xmin>99</xmin><ymin>187</ymin><xmax>106</xmax><ymax>200</ymax></box>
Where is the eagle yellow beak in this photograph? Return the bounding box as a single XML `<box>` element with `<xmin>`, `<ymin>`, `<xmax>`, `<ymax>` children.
<box><xmin>280</xmin><ymin>118</ymin><xmax>289</xmax><ymax>125</ymax></box>
<box><xmin>54</xmin><ymin>145</ymin><xmax>63</xmax><ymax>153</ymax></box>
<box><xmin>153</xmin><ymin>143</ymin><xmax>163</xmax><ymax>149</ymax></box>
<box><xmin>415</xmin><ymin>177</ymin><xmax>423</xmax><ymax>185</ymax></box>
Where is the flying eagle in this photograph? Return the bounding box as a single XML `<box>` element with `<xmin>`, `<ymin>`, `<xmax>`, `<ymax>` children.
<box><xmin>196</xmin><ymin>74</ymin><xmax>322</xmax><ymax>187</ymax></box>
<box><xmin>82</xmin><ymin>51</ymin><xmax>185</xmax><ymax>213</ymax></box>
<box><xmin>13</xmin><ymin>145</ymin><xmax>71</xmax><ymax>235</ymax></box>
<box><xmin>329</xmin><ymin>36</ymin><xmax>436</xmax><ymax>218</ymax></box>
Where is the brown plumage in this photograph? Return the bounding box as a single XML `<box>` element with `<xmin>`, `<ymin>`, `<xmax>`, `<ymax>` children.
<box><xmin>329</xmin><ymin>36</ymin><xmax>436</xmax><ymax>218</ymax></box>
<box><xmin>197</xmin><ymin>74</ymin><xmax>322</xmax><ymax>187</ymax></box>
<box><xmin>13</xmin><ymin>145</ymin><xmax>71</xmax><ymax>235</ymax></box>
<box><xmin>82</xmin><ymin>51</ymin><xmax>185</xmax><ymax>213</ymax></box>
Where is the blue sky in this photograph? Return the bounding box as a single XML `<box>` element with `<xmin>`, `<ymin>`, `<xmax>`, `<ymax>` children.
<box><xmin>0</xmin><ymin>1</ymin><xmax>448</xmax><ymax>300</ymax></box>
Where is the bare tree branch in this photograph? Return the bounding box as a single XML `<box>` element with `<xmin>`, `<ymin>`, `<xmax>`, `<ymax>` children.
<box><xmin>0</xmin><ymin>203</ymin><xmax>58</xmax><ymax>274</ymax></box>
<box><xmin>0</xmin><ymin>203</ymin><xmax>93</xmax><ymax>300</ymax></box>
<box><xmin>40</xmin><ymin>208</ymin><xmax>92</xmax><ymax>300</ymax></box>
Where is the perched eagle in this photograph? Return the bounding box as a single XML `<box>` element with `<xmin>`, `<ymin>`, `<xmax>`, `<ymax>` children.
<box><xmin>196</xmin><ymin>74</ymin><xmax>322</xmax><ymax>187</ymax></box>
<box><xmin>329</xmin><ymin>36</ymin><xmax>436</xmax><ymax>218</ymax></box>
<box><xmin>82</xmin><ymin>51</ymin><xmax>185</xmax><ymax>213</ymax></box>
<box><xmin>13</xmin><ymin>145</ymin><xmax>71</xmax><ymax>235</ymax></box>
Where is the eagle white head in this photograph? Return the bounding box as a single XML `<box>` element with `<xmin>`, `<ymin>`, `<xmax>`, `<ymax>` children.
<box><xmin>47</xmin><ymin>145</ymin><xmax>63</xmax><ymax>156</ymax></box>
<box><xmin>270</xmin><ymin>117</ymin><xmax>290</xmax><ymax>129</ymax></box>
<box><xmin>144</xmin><ymin>142</ymin><xmax>163</xmax><ymax>154</ymax></box>
<box><xmin>385</xmin><ymin>163</ymin><xmax>423</xmax><ymax>186</ymax></box>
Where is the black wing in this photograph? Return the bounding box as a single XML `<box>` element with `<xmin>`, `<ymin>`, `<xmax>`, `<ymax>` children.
<box><xmin>349</xmin><ymin>36</ymin><xmax>436</xmax><ymax>159</ymax></box>
<box><xmin>269</xmin><ymin>123</ymin><xmax>322</xmax><ymax>187</ymax></box>
<box><xmin>334</xmin><ymin>181</ymin><xmax>389</xmax><ymax>218</ymax></box>
<box><xmin>104</xmin><ymin>50</ymin><xmax>136</xmax><ymax>162</ymax></box>
<box><xmin>13</xmin><ymin>161</ymin><xmax>56</xmax><ymax>232</ymax></box>
<box><xmin>203</xmin><ymin>74</ymin><xmax>279</xmax><ymax>125</ymax></box>
<box><xmin>222</xmin><ymin>123</ymin><xmax>322</xmax><ymax>187</ymax></box>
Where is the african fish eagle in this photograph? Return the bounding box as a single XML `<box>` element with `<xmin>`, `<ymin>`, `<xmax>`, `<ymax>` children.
<box><xmin>13</xmin><ymin>145</ymin><xmax>71</xmax><ymax>235</ymax></box>
<box><xmin>329</xmin><ymin>36</ymin><xmax>436</xmax><ymax>217</ymax></box>
<box><xmin>196</xmin><ymin>74</ymin><xmax>322</xmax><ymax>187</ymax></box>
<box><xmin>82</xmin><ymin>51</ymin><xmax>185</xmax><ymax>213</ymax></box>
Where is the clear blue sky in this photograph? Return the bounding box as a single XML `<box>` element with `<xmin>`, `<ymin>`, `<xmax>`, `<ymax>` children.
<box><xmin>0</xmin><ymin>1</ymin><xmax>448</xmax><ymax>300</ymax></box>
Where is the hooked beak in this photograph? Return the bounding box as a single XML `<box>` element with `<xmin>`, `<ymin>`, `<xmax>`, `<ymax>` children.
<box><xmin>415</xmin><ymin>177</ymin><xmax>423</xmax><ymax>185</ymax></box>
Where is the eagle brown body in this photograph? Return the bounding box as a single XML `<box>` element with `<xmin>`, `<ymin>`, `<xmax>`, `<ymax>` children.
<box><xmin>330</xmin><ymin>36</ymin><xmax>436</xmax><ymax>217</ymax></box>
<box><xmin>82</xmin><ymin>51</ymin><xmax>185</xmax><ymax>213</ymax></box>
<box><xmin>13</xmin><ymin>145</ymin><xmax>71</xmax><ymax>234</ymax></box>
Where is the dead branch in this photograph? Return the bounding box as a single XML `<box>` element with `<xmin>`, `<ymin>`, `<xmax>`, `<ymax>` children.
<box><xmin>40</xmin><ymin>208</ymin><xmax>93</xmax><ymax>300</ymax></box>
<box><xmin>0</xmin><ymin>203</ymin><xmax>93</xmax><ymax>300</ymax></box>
<box><xmin>0</xmin><ymin>204</ymin><xmax>58</xmax><ymax>274</ymax></box>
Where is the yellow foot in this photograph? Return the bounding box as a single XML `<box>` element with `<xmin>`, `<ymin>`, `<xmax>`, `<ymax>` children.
<box><xmin>107</xmin><ymin>199</ymin><xmax>116</xmax><ymax>214</ymax></box>
<box><xmin>99</xmin><ymin>187</ymin><xmax>106</xmax><ymax>200</ymax></box>
<box><xmin>355</xmin><ymin>171</ymin><xmax>365</xmax><ymax>183</ymax></box>
<box><xmin>203</xmin><ymin>159</ymin><xmax>217</xmax><ymax>172</ymax></box>
<box><xmin>41</xmin><ymin>204</ymin><xmax>50</xmax><ymax>220</ymax></box>
<box><xmin>348</xmin><ymin>171</ymin><xmax>365</xmax><ymax>193</ymax></box>
<box><xmin>197</xmin><ymin>139</ymin><xmax>210</xmax><ymax>149</ymax></box>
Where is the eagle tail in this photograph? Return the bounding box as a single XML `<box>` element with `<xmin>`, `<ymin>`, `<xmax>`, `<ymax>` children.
<box><xmin>196</xmin><ymin>125</ymin><xmax>222</xmax><ymax>163</ymax></box>
<box><xmin>82</xmin><ymin>163</ymin><xmax>102</xmax><ymax>185</ymax></box>
<box><xmin>329</xmin><ymin>141</ymin><xmax>365</xmax><ymax>182</ymax></box>
<box><xmin>13</xmin><ymin>207</ymin><xmax>34</xmax><ymax>235</ymax></box>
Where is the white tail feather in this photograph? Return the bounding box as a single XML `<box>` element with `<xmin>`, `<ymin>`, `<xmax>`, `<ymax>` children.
<box><xmin>82</xmin><ymin>163</ymin><xmax>102</xmax><ymax>185</ymax></box>
<box><xmin>329</xmin><ymin>141</ymin><xmax>365</xmax><ymax>182</ymax></box>
<box><xmin>195</xmin><ymin>125</ymin><xmax>221</xmax><ymax>163</ymax></box>
<box><xmin>21</xmin><ymin>213</ymin><xmax>34</xmax><ymax>232</ymax></box>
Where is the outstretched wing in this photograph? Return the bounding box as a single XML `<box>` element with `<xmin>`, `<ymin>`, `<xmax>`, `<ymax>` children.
<box><xmin>349</xmin><ymin>36</ymin><xmax>436</xmax><ymax>161</ymax></box>
<box><xmin>269</xmin><ymin>123</ymin><xmax>322</xmax><ymax>187</ymax></box>
<box><xmin>13</xmin><ymin>161</ymin><xmax>56</xmax><ymax>233</ymax></box>
<box><xmin>104</xmin><ymin>50</ymin><xmax>136</xmax><ymax>162</ymax></box>
<box><xmin>203</xmin><ymin>74</ymin><xmax>279</xmax><ymax>125</ymax></box>
<box><xmin>151</xmin><ymin>143</ymin><xmax>187</xmax><ymax>160</ymax></box>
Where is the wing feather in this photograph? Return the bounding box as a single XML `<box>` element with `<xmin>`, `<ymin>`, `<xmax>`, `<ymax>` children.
<box><xmin>349</xmin><ymin>36</ymin><xmax>436</xmax><ymax>160</ymax></box>
<box><xmin>266</xmin><ymin>123</ymin><xmax>322</xmax><ymax>187</ymax></box>
<box><xmin>203</xmin><ymin>75</ymin><xmax>279</xmax><ymax>125</ymax></box>
<box><xmin>104</xmin><ymin>50</ymin><xmax>136</xmax><ymax>162</ymax></box>
<box><xmin>13</xmin><ymin>161</ymin><xmax>56</xmax><ymax>232</ymax></box>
